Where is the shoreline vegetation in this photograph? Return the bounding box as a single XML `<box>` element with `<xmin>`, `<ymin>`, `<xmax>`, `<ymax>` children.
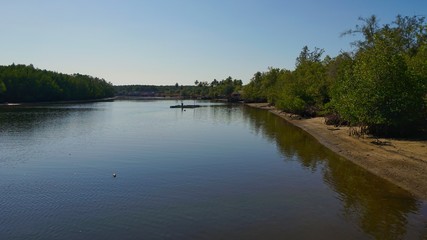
<box><xmin>241</xmin><ymin>15</ymin><xmax>427</xmax><ymax>199</ymax></box>
<box><xmin>0</xmin><ymin>64</ymin><xmax>114</xmax><ymax>103</ymax></box>
<box><xmin>113</xmin><ymin>76</ymin><xmax>243</xmax><ymax>102</ymax></box>
<box><xmin>247</xmin><ymin>103</ymin><xmax>427</xmax><ymax>200</ymax></box>
<box><xmin>243</xmin><ymin>15</ymin><xmax>427</xmax><ymax>138</ymax></box>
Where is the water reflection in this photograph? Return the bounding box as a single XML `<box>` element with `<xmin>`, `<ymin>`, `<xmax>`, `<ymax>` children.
<box><xmin>1</xmin><ymin>101</ymin><xmax>426</xmax><ymax>239</ymax></box>
<box><xmin>0</xmin><ymin>104</ymin><xmax>103</xmax><ymax>133</ymax></box>
<box><xmin>0</xmin><ymin>104</ymin><xmax>108</xmax><ymax>166</ymax></box>
<box><xmin>241</xmin><ymin>106</ymin><xmax>427</xmax><ymax>239</ymax></box>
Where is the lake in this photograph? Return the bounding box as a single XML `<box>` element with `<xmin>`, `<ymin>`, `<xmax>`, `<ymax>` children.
<box><xmin>0</xmin><ymin>100</ymin><xmax>426</xmax><ymax>239</ymax></box>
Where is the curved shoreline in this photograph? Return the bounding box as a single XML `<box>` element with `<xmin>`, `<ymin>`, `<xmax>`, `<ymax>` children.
<box><xmin>247</xmin><ymin>103</ymin><xmax>427</xmax><ymax>200</ymax></box>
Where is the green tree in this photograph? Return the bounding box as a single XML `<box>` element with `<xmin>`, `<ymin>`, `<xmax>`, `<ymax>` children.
<box><xmin>341</xmin><ymin>15</ymin><xmax>380</xmax><ymax>49</ymax></box>
<box><xmin>334</xmin><ymin>15</ymin><xmax>427</xmax><ymax>136</ymax></box>
<box><xmin>0</xmin><ymin>64</ymin><xmax>114</xmax><ymax>102</ymax></box>
<box><xmin>276</xmin><ymin>46</ymin><xmax>327</xmax><ymax>116</ymax></box>
<box><xmin>0</xmin><ymin>79</ymin><xmax>6</xmax><ymax>102</ymax></box>
<box><xmin>242</xmin><ymin>72</ymin><xmax>265</xmax><ymax>102</ymax></box>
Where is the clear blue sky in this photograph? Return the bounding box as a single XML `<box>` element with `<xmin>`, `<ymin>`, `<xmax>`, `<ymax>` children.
<box><xmin>0</xmin><ymin>0</ymin><xmax>426</xmax><ymax>85</ymax></box>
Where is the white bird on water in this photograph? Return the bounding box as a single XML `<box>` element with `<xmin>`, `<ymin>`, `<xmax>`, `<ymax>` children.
<box><xmin>113</xmin><ymin>173</ymin><xmax>117</xmax><ymax>178</ymax></box>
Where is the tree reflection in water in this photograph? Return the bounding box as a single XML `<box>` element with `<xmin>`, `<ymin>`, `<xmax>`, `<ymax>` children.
<box><xmin>242</xmin><ymin>106</ymin><xmax>427</xmax><ymax>240</ymax></box>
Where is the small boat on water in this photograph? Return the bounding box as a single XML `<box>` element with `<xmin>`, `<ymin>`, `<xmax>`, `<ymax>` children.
<box><xmin>170</xmin><ymin>104</ymin><xmax>201</xmax><ymax>108</ymax></box>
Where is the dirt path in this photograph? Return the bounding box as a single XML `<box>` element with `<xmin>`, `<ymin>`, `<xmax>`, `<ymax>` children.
<box><xmin>247</xmin><ymin>103</ymin><xmax>427</xmax><ymax>200</ymax></box>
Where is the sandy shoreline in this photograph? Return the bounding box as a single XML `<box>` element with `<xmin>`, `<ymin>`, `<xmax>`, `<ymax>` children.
<box><xmin>247</xmin><ymin>103</ymin><xmax>427</xmax><ymax>200</ymax></box>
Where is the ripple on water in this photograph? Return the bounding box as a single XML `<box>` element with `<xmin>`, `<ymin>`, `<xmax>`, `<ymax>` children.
<box><xmin>0</xmin><ymin>101</ymin><xmax>426</xmax><ymax>240</ymax></box>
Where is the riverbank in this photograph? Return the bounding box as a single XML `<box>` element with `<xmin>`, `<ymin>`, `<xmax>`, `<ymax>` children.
<box><xmin>247</xmin><ymin>103</ymin><xmax>427</xmax><ymax>200</ymax></box>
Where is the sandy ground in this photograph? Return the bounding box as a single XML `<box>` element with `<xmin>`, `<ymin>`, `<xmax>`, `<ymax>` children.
<box><xmin>247</xmin><ymin>103</ymin><xmax>427</xmax><ymax>200</ymax></box>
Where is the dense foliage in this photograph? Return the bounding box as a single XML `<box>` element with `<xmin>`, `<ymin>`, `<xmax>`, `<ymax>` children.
<box><xmin>243</xmin><ymin>15</ymin><xmax>427</xmax><ymax>136</ymax></box>
<box><xmin>115</xmin><ymin>76</ymin><xmax>243</xmax><ymax>100</ymax></box>
<box><xmin>0</xmin><ymin>64</ymin><xmax>114</xmax><ymax>102</ymax></box>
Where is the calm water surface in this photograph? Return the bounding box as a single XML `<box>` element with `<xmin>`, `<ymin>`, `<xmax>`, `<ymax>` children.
<box><xmin>0</xmin><ymin>100</ymin><xmax>426</xmax><ymax>239</ymax></box>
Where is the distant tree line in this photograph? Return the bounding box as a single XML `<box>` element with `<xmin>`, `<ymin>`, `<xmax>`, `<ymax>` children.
<box><xmin>243</xmin><ymin>15</ymin><xmax>427</xmax><ymax>137</ymax></box>
<box><xmin>0</xmin><ymin>64</ymin><xmax>114</xmax><ymax>102</ymax></box>
<box><xmin>114</xmin><ymin>84</ymin><xmax>183</xmax><ymax>97</ymax></box>
<box><xmin>115</xmin><ymin>76</ymin><xmax>243</xmax><ymax>101</ymax></box>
